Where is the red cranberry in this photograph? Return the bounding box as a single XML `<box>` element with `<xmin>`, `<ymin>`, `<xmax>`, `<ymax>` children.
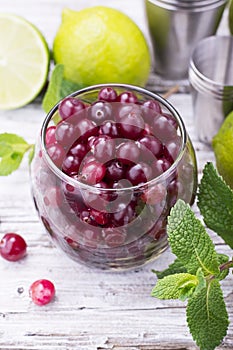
<box><xmin>58</xmin><ymin>97</ymin><xmax>86</xmax><ymax>121</ymax></box>
<box><xmin>116</xmin><ymin>141</ymin><xmax>140</xmax><ymax>164</ymax></box>
<box><xmin>88</xmin><ymin>101</ymin><xmax>112</xmax><ymax>124</ymax></box>
<box><xmin>116</xmin><ymin>91</ymin><xmax>138</xmax><ymax>104</ymax></box>
<box><xmin>137</xmin><ymin>134</ymin><xmax>163</xmax><ymax>158</ymax></box>
<box><xmin>118</xmin><ymin>110</ymin><xmax>144</xmax><ymax>140</ymax></box>
<box><xmin>45</xmin><ymin>126</ymin><xmax>56</xmax><ymax>145</ymax></box>
<box><xmin>80</xmin><ymin>160</ymin><xmax>106</xmax><ymax>185</ymax></box>
<box><xmin>0</xmin><ymin>233</ymin><xmax>27</xmax><ymax>261</ymax></box>
<box><xmin>47</xmin><ymin>142</ymin><xmax>65</xmax><ymax>168</ymax></box>
<box><xmin>98</xmin><ymin>87</ymin><xmax>117</xmax><ymax>102</ymax></box>
<box><xmin>29</xmin><ymin>279</ymin><xmax>55</xmax><ymax>306</ymax></box>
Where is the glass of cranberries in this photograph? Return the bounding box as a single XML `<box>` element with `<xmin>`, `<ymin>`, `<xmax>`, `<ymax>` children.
<box><xmin>30</xmin><ymin>84</ymin><xmax>197</xmax><ymax>270</ymax></box>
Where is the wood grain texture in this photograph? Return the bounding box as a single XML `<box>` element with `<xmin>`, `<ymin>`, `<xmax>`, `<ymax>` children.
<box><xmin>0</xmin><ymin>1</ymin><xmax>232</xmax><ymax>349</ymax></box>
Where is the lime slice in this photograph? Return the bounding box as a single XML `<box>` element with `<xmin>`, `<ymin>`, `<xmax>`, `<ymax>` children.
<box><xmin>0</xmin><ymin>14</ymin><xmax>50</xmax><ymax>110</ymax></box>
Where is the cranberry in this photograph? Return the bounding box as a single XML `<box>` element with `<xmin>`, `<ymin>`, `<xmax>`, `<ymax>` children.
<box><xmin>88</xmin><ymin>101</ymin><xmax>112</xmax><ymax>124</ymax></box>
<box><xmin>126</xmin><ymin>162</ymin><xmax>153</xmax><ymax>186</ymax></box>
<box><xmin>80</xmin><ymin>160</ymin><xmax>106</xmax><ymax>185</ymax></box>
<box><xmin>98</xmin><ymin>87</ymin><xmax>117</xmax><ymax>102</ymax></box>
<box><xmin>47</xmin><ymin>142</ymin><xmax>65</xmax><ymax>168</ymax></box>
<box><xmin>152</xmin><ymin>115</ymin><xmax>177</xmax><ymax>143</ymax></box>
<box><xmin>104</xmin><ymin>159</ymin><xmax>125</xmax><ymax>182</ymax></box>
<box><xmin>58</xmin><ymin>97</ymin><xmax>86</xmax><ymax>121</ymax></box>
<box><xmin>116</xmin><ymin>141</ymin><xmax>140</xmax><ymax>164</ymax></box>
<box><xmin>0</xmin><ymin>233</ymin><xmax>27</xmax><ymax>261</ymax></box>
<box><xmin>152</xmin><ymin>157</ymin><xmax>172</xmax><ymax>177</ymax></box>
<box><xmin>99</xmin><ymin>120</ymin><xmax>119</xmax><ymax>138</ymax></box>
<box><xmin>116</xmin><ymin>91</ymin><xmax>138</xmax><ymax>104</ymax></box>
<box><xmin>76</xmin><ymin>118</ymin><xmax>98</xmax><ymax>142</ymax></box>
<box><xmin>118</xmin><ymin>110</ymin><xmax>144</xmax><ymax>140</ymax></box>
<box><xmin>45</xmin><ymin>126</ymin><xmax>56</xmax><ymax>145</ymax></box>
<box><xmin>141</xmin><ymin>184</ymin><xmax>166</xmax><ymax>205</ymax></box>
<box><xmin>55</xmin><ymin>121</ymin><xmax>78</xmax><ymax>147</ymax></box>
<box><xmin>137</xmin><ymin>134</ymin><xmax>163</xmax><ymax>158</ymax></box>
<box><xmin>29</xmin><ymin>279</ymin><xmax>55</xmax><ymax>306</ymax></box>
<box><xmin>91</xmin><ymin>135</ymin><xmax>115</xmax><ymax>162</ymax></box>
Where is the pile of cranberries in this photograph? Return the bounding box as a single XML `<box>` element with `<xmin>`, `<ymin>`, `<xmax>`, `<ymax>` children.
<box><xmin>31</xmin><ymin>86</ymin><xmax>196</xmax><ymax>269</ymax></box>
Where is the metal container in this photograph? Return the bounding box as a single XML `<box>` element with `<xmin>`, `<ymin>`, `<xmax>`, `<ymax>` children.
<box><xmin>145</xmin><ymin>0</ymin><xmax>227</xmax><ymax>81</ymax></box>
<box><xmin>189</xmin><ymin>35</ymin><xmax>233</xmax><ymax>144</ymax></box>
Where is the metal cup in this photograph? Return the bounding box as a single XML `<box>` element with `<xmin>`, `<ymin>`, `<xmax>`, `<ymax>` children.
<box><xmin>189</xmin><ymin>35</ymin><xmax>233</xmax><ymax>144</ymax></box>
<box><xmin>144</xmin><ymin>0</ymin><xmax>227</xmax><ymax>81</ymax></box>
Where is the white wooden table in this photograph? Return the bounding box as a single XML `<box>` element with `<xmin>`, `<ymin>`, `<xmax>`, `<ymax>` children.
<box><xmin>0</xmin><ymin>1</ymin><xmax>232</xmax><ymax>349</ymax></box>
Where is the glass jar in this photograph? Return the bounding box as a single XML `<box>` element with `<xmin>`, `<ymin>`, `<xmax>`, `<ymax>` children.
<box><xmin>30</xmin><ymin>84</ymin><xmax>197</xmax><ymax>270</ymax></box>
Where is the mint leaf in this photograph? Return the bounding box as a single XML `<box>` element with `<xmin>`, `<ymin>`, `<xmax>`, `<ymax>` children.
<box><xmin>198</xmin><ymin>162</ymin><xmax>233</xmax><ymax>248</ymax></box>
<box><xmin>42</xmin><ymin>64</ymin><xmax>64</xmax><ymax>113</ymax></box>
<box><xmin>60</xmin><ymin>79</ymin><xmax>81</xmax><ymax>99</ymax></box>
<box><xmin>0</xmin><ymin>152</ymin><xmax>23</xmax><ymax>175</ymax></box>
<box><xmin>42</xmin><ymin>64</ymin><xmax>81</xmax><ymax>113</ymax></box>
<box><xmin>151</xmin><ymin>273</ymin><xmax>198</xmax><ymax>301</ymax></box>
<box><xmin>152</xmin><ymin>258</ymin><xmax>187</xmax><ymax>279</ymax></box>
<box><xmin>0</xmin><ymin>133</ymin><xmax>33</xmax><ymax>176</ymax></box>
<box><xmin>167</xmin><ymin>200</ymin><xmax>220</xmax><ymax>276</ymax></box>
<box><xmin>187</xmin><ymin>279</ymin><xmax>229</xmax><ymax>350</ymax></box>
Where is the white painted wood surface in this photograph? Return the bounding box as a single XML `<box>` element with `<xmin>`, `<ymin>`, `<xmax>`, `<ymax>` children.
<box><xmin>0</xmin><ymin>1</ymin><xmax>232</xmax><ymax>349</ymax></box>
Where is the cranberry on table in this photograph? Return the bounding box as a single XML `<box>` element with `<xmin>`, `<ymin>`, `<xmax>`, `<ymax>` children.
<box><xmin>0</xmin><ymin>233</ymin><xmax>27</xmax><ymax>262</ymax></box>
<box><xmin>29</xmin><ymin>279</ymin><xmax>55</xmax><ymax>306</ymax></box>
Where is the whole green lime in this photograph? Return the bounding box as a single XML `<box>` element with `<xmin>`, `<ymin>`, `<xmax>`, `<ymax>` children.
<box><xmin>53</xmin><ymin>7</ymin><xmax>151</xmax><ymax>88</ymax></box>
<box><xmin>212</xmin><ymin>110</ymin><xmax>233</xmax><ymax>189</ymax></box>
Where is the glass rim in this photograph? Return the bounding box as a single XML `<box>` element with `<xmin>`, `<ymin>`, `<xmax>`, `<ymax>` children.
<box><xmin>40</xmin><ymin>83</ymin><xmax>188</xmax><ymax>193</ymax></box>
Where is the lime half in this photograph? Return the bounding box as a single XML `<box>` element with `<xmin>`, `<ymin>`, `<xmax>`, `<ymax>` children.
<box><xmin>0</xmin><ymin>14</ymin><xmax>50</xmax><ymax>110</ymax></box>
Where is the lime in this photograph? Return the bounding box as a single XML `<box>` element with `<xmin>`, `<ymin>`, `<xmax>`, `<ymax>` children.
<box><xmin>0</xmin><ymin>14</ymin><xmax>50</xmax><ymax>110</ymax></box>
<box><xmin>229</xmin><ymin>0</ymin><xmax>233</xmax><ymax>35</ymax></box>
<box><xmin>53</xmin><ymin>7</ymin><xmax>151</xmax><ymax>88</ymax></box>
<box><xmin>212</xmin><ymin>110</ymin><xmax>233</xmax><ymax>189</ymax></box>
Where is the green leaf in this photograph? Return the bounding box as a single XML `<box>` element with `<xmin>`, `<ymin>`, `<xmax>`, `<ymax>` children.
<box><xmin>0</xmin><ymin>133</ymin><xmax>28</xmax><ymax>146</ymax></box>
<box><xmin>60</xmin><ymin>79</ymin><xmax>81</xmax><ymax>99</ymax></box>
<box><xmin>167</xmin><ymin>200</ymin><xmax>220</xmax><ymax>276</ymax></box>
<box><xmin>0</xmin><ymin>152</ymin><xmax>23</xmax><ymax>175</ymax></box>
<box><xmin>198</xmin><ymin>162</ymin><xmax>233</xmax><ymax>248</ymax></box>
<box><xmin>151</xmin><ymin>273</ymin><xmax>198</xmax><ymax>300</ymax></box>
<box><xmin>42</xmin><ymin>64</ymin><xmax>64</xmax><ymax>113</ymax></box>
<box><xmin>187</xmin><ymin>279</ymin><xmax>229</xmax><ymax>350</ymax></box>
<box><xmin>152</xmin><ymin>258</ymin><xmax>187</xmax><ymax>279</ymax></box>
<box><xmin>0</xmin><ymin>142</ymin><xmax>13</xmax><ymax>157</ymax></box>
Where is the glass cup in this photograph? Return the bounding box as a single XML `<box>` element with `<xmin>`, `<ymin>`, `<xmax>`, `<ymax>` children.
<box><xmin>30</xmin><ymin>84</ymin><xmax>197</xmax><ymax>270</ymax></box>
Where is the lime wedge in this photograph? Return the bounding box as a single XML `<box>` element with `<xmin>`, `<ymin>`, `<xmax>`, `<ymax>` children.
<box><xmin>0</xmin><ymin>14</ymin><xmax>50</xmax><ymax>110</ymax></box>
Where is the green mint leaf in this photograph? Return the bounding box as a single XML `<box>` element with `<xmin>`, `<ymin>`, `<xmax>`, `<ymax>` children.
<box><xmin>42</xmin><ymin>64</ymin><xmax>64</xmax><ymax>113</ymax></box>
<box><xmin>194</xmin><ymin>268</ymin><xmax>206</xmax><ymax>296</ymax></box>
<box><xmin>167</xmin><ymin>200</ymin><xmax>220</xmax><ymax>276</ymax></box>
<box><xmin>60</xmin><ymin>79</ymin><xmax>81</xmax><ymax>99</ymax></box>
<box><xmin>0</xmin><ymin>142</ymin><xmax>13</xmax><ymax>157</ymax></box>
<box><xmin>151</xmin><ymin>273</ymin><xmax>198</xmax><ymax>301</ymax></box>
<box><xmin>0</xmin><ymin>152</ymin><xmax>23</xmax><ymax>175</ymax></box>
<box><xmin>152</xmin><ymin>258</ymin><xmax>187</xmax><ymax>279</ymax></box>
<box><xmin>187</xmin><ymin>279</ymin><xmax>229</xmax><ymax>350</ymax></box>
<box><xmin>0</xmin><ymin>133</ymin><xmax>32</xmax><ymax>176</ymax></box>
<box><xmin>198</xmin><ymin>162</ymin><xmax>233</xmax><ymax>248</ymax></box>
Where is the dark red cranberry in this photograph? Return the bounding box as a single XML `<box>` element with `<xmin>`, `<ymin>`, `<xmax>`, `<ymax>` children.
<box><xmin>91</xmin><ymin>135</ymin><xmax>115</xmax><ymax>162</ymax></box>
<box><xmin>76</xmin><ymin>118</ymin><xmax>98</xmax><ymax>142</ymax></box>
<box><xmin>99</xmin><ymin>120</ymin><xmax>119</xmax><ymax>138</ymax></box>
<box><xmin>55</xmin><ymin>121</ymin><xmax>78</xmax><ymax>147</ymax></box>
<box><xmin>152</xmin><ymin>115</ymin><xmax>177</xmax><ymax>143</ymax></box>
<box><xmin>0</xmin><ymin>233</ymin><xmax>27</xmax><ymax>261</ymax></box>
<box><xmin>116</xmin><ymin>141</ymin><xmax>140</xmax><ymax>164</ymax></box>
<box><xmin>165</xmin><ymin>139</ymin><xmax>181</xmax><ymax>160</ymax></box>
<box><xmin>118</xmin><ymin>110</ymin><xmax>144</xmax><ymax>140</ymax></box>
<box><xmin>88</xmin><ymin>101</ymin><xmax>112</xmax><ymax>124</ymax></box>
<box><xmin>104</xmin><ymin>159</ymin><xmax>125</xmax><ymax>182</ymax></box>
<box><xmin>90</xmin><ymin>208</ymin><xmax>109</xmax><ymax>226</ymax></box>
<box><xmin>58</xmin><ymin>97</ymin><xmax>86</xmax><ymax>121</ymax></box>
<box><xmin>45</xmin><ymin>126</ymin><xmax>56</xmax><ymax>145</ymax></box>
<box><xmin>137</xmin><ymin>134</ymin><xmax>163</xmax><ymax>158</ymax></box>
<box><xmin>80</xmin><ymin>160</ymin><xmax>106</xmax><ymax>185</ymax></box>
<box><xmin>69</xmin><ymin>142</ymin><xmax>88</xmax><ymax>160</ymax></box>
<box><xmin>112</xmin><ymin>202</ymin><xmax>135</xmax><ymax>226</ymax></box>
<box><xmin>141</xmin><ymin>99</ymin><xmax>162</xmax><ymax>122</ymax></box>
<box><xmin>29</xmin><ymin>279</ymin><xmax>55</xmax><ymax>306</ymax></box>
<box><xmin>47</xmin><ymin>142</ymin><xmax>65</xmax><ymax>168</ymax></box>
<box><xmin>116</xmin><ymin>91</ymin><xmax>138</xmax><ymax>104</ymax></box>
<box><xmin>62</xmin><ymin>154</ymin><xmax>80</xmax><ymax>175</ymax></box>
<box><xmin>126</xmin><ymin>162</ymin><xmax>153</xmax><ymax>186</ymax></box>
<box><xmin>152</xmin><ymin>157</ymin><xmax>172</xmax><ymax>177</ymax></box>
<box><xmin>98</xmin><ymin>87</ymin><xmax>118</xmax><ymax>102</ymax></box>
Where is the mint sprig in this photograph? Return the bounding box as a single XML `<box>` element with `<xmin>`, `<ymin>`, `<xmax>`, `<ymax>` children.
<box><xmin>152</xmin><ymin>163</ymin><xmax>233</xmax><ymax>350</ymax></box>
<box><xmin>0</xmin><ymin>133</ymin><xmax>33</xmax><ymax>175</ymax></box>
